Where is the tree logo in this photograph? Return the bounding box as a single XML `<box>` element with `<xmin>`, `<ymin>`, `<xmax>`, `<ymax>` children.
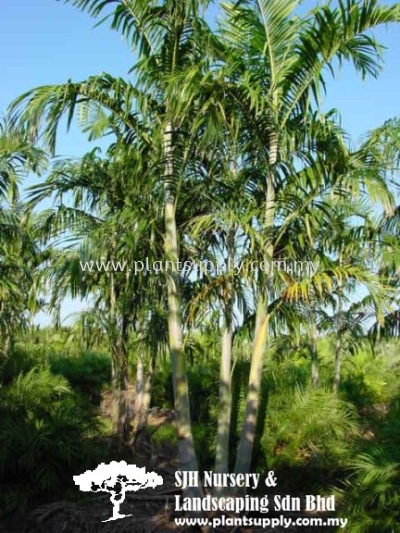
<box><xmin>73</xmin><ymin>460</ymin><xmax>164</xmax><ymax>522</ymax></box>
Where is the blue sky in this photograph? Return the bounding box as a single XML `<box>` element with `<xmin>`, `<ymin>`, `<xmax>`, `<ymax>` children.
<box><xmin>1</xmin><ymin>1</ymin><xmax>134</xmax><ymax>159</ymax></box>
<box><xmin>1</xmin><ymin>0</ymin><xmax>399</xmax><ymax>324</ymax></box>
<box><xmin>1</xmin><ymin>1</ymin><xmax>399</xmax><ymax>147</ymax></box>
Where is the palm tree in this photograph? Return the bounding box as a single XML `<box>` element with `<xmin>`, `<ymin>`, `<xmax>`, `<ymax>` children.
<box><xmin>279</xmin><ymin>119</ymin><xmax>397</xmax><ymax>393</ymax></box>
<box><xmin>0</xmin><ymin>118</ymin><xmax>47</xmax><ymax>201</ymax></box>
<box><xmin>0</xmin><ymin>206</ymin><xmax>50</xmax><ymax>358</ymax></box>
<box><xmin>0</xmin><ymin>119</ymin><xmax>47</xmax><ymax>357</ymax></box>
<box><xmin>28</xmin><ymin>148</ymin><xmax>166</xmax><ymax>439</ymax></box>
<box><xmin>186</xmin><ymin>186</ymin><xmax>256</xmax><ymax>491</ymax></box>
<box><xmin>218</xmin><ymin>0</ymin><xmax>400</xmax><ymax>477</ymax></box>
<box><xmin>132</xmin><ymin>303</ymin><xmax>169</xmax><ymax>446</ymax></box>
<box><xmin>366</xmin><ymin>118</ymin><xmax>400</xmax><ymax>341</ymax></box>
<box><xmin>9</xmin><ymin>0</ymin><xmax>220</xmax><ymax>497</ymax></box>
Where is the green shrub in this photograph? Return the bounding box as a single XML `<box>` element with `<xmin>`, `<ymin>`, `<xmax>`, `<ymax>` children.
<box><xmin>261</xmin><ymin>386</ymin><xmax>359</xmax><ymax>470</ymax></box>
<box><xmin>49</xmin><ymin>350</ymin><xmax>110</xmax><ymax>403</ymax></box>
<box><xmin>336</xmin><ymin>398</ymin><xmax>400</xmax><ymax>532</ymax></box>
<box><xmin>337</xmin><ymin>448</ymin><xmax>400</xmax><ymax>533</ymax></box>
<box><xmin>341</xmin><ymin>347</ymin><xmax>400</xmax><ymax>410</ymax></box>
<box><xmin>0</xmin><ymin>367</ymin><xmax>105</xmax><ymax>516</ymax></box>
<box><xmin>0</xmin><ymin>345</ymin><xmax>45</xmax><ymax>384</ymax></box>
<box><xmin>152</xmin><ymin>423</ymin><xmax>177</xmax><ymax>449</ymax></box>
<box><xmin>187</xmin><ymin>362</ymin><xmax>219</xmax><ymax>423</ymax></box>
<box><xmin>193</xmin><ymin>422</ymin><xmax>215</xmax><ymax>469</ymax></box>
<box><xmin>151</xmin><ymin>361</ymin><xmax>174</xmax><ymax>409</ymax></box>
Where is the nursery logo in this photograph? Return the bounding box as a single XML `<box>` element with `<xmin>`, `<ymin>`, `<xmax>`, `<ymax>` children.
<box><xmin>73</xmin><ymin>460</ymin><xmax>163</xmax><ymax>522</ymax></box>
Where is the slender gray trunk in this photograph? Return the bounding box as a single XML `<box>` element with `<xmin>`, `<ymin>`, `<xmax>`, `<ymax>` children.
<box><xmin>141</xmin><ymin>352</ymin><xmax>156</xmax><ymax>424</ymax></box>
<box><xmin>110</xmin><ymin>265</ymin><xmax>120</xmax><ymax>435</ymax></box>
<box><xmin>213</xmin><ymin>323</ymin><xmax>233</xmax><ymax>496</ymax></box>
<box><xmin>234</xmin><ymin>131</ymin><xmax>277</xmax><ymax>478</ymax></box>
<box><xmin>333</xmin><ymin>335</ymin><xmax>342</xmax><ymax>394</ymax></box>
<box><xmin>132</xmin><ymin>350</ymin><xmax>156</xmax><ymax>445</ymax></box>
<box><xmin>0</xmin><ymin>301</ymin><xmax>13</xmax><ymax>358</ymax></box>
<box><xmin>113</xmin><ymin>338</ymin><xmax>131</xmax><ymax>441</ymax></box>
<box><xmin>0</xmin><ymin>324</ymin><xmax>11</xmax><ymax>359</ymax></box>
<box><xmin>333</xmin><ymin>267</ymin><xmax>343</xmax><ymax>395</ymax></box>
<box><xmin>109</xmin><ymin>239</ymin><xmax>132</xmax><ymax>440</ymax></box>
<box><xmin>310</xmin><ymin>306</ymin><xmax>319</xmax><ymax>388</ymax></box>
<box><xmin>214</xmin><ymin>227</ymin><xmax>234</xmax><ymax>496</ymax></box>
<box><xmin>214</xmin><ymin>319</ymin><xmax>234</xmax><ymax>492</ymax></box>
<box><xmin>135</xmin><ymin>354</ymin><xmax>144</xmax><ymax>418</ymax></box>
<box><xmin>163</xmin><ymin>122</ymin><xmax>202</xmax><ymax>499</ymax></box>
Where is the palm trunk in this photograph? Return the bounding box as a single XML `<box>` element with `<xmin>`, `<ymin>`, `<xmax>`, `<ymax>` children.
<box><xmin>214</xmin><ymin>309</ymin><xmax>233</xmax><ymax>496</ymax></box>
<box><xmin>310</xmin><ymin>306</ymin><xmax>319</xmax><ymax>388</ymax></box>
<box><xmin>53</xmin><ymin>303</ymin><xmax>61</xmax><ymax>331</ymax></box>
<box><xmin>214</xmin><ymin>322</ymin><xmax>233</xmax><ymax>473</ymax></box>
<box><xmin>132</xmin><ymin>349</ymin><xmax>156</xmax><ymax>445</ymax></box>
<box><xmin>234</xmin><ymin>131</ymin><xmax>277</xmax><ymax>478</ymax></box>
<box><xmin>163</xmin><ymin>122</ymin><xmax>202</xmax><ymax>499</ymax></box>
<box><xmin>111</xmin><ymin>329</ymin><xmax>131</xmax><ymax>440</ymax></box>
<box><xmin>0</xmin><ymin>335</ymin><xmax>11</xmax><ymax>359</ymax></box>
<box><xmin>0</xmin><ymin>328</ymin><xmax>11</xmax><ymax>359</ymax></box>
<box><xmin>135</xmin><ymin>354</ymin><xmax>145</xmax><ymax>421</ymax></box>
<box><xmin>132</xmin><ymin>353</ymin><xmax>145</xmax><ymax>444</ymax></box>
<box><xmin>214</xmin><ymin>228</ymin><xmax>234</xmax><ymax>496</ymax></box>
<box><xmin>115</xmin><ymin>343</ymin><xmax>131</xmax><ymax>441</ymax></box>
<box><xmin>333</xmin><ymin>263</ymin><xmax>343</xmax><ymax>395</ymax></box>
<box><xmin>141</xmin><ymin>350</ymin><xmax>156</xmax><ymax>424</ymax></box>
<box><xmin>109</xmin><ymin>243</ymin><xmax>132</xmax><ymax>440</ymax></box>
<box><xmin>333</xmin><ymin>334</ymin><xmax>342</xmax><ymax>394</ymax></box>
<box><xmin>110</xmin><ymin>265</ymin><xmax>120</xmax><ymax>435</ymax></box>
<box><xmin>234</xmin><ymin>296</ymin><xmax>269</xmax><ymax>477</ymax></box>
<box><xmin>0</xmin><ymin>302</ymin><xmax>11</xmax><ymax>358</ymax></box>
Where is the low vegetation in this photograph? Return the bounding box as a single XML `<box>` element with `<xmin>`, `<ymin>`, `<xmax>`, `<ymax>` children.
<box><xmin>0</xmin><ymin>330</ymin><xmax>399</xmax><ymax>531</ymax></box>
